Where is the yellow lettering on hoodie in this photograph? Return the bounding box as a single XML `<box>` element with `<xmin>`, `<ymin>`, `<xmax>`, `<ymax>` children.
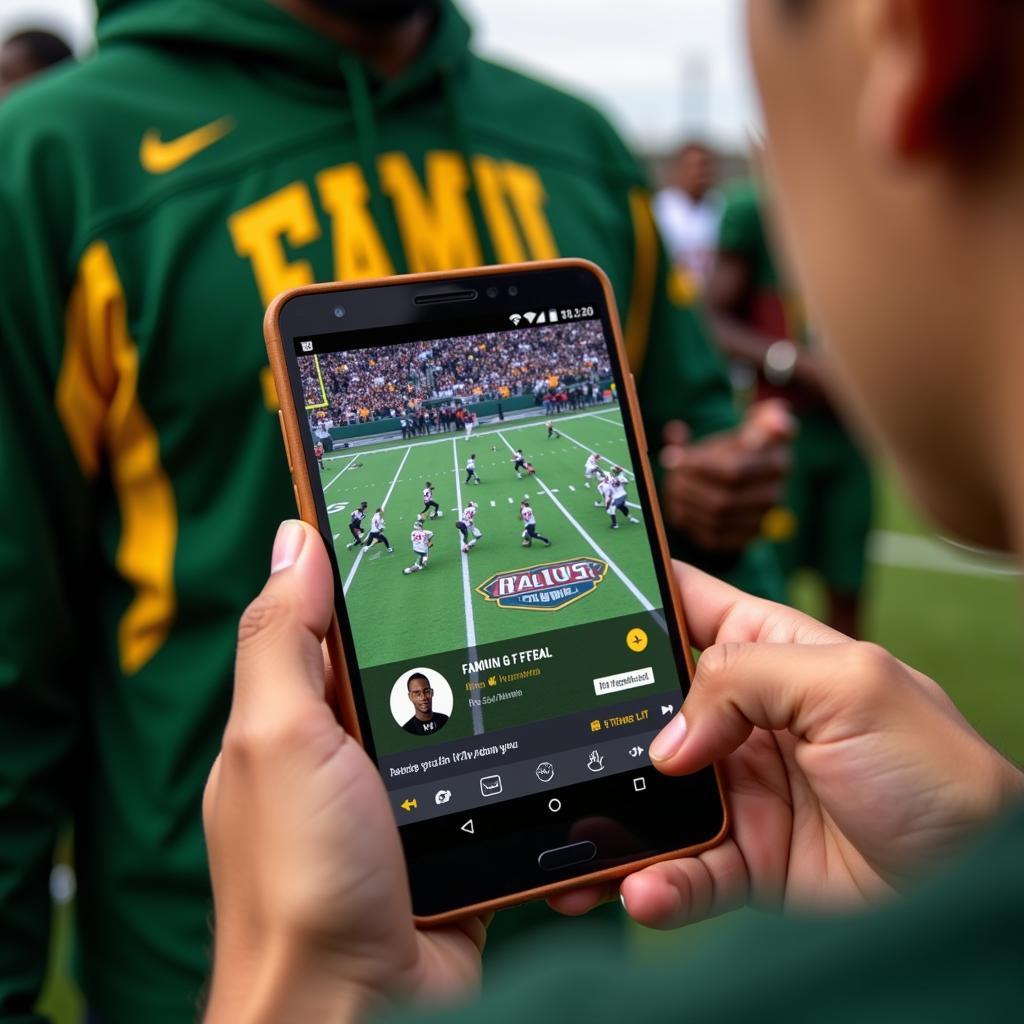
<box><xmin>316</xmin><ymin>163</ymin><xmax>394</xmax><ymax>280</ymax></box>
<box><xmin>472</xmin><ymin>155</ymin><xmax>526</xmax><ymax>263</ymax></box>
<box><xmin>378</xmin><ymin>151</ymin><xmax>481</xmax><ymax>271</ymax></box>
<box><xmin>228</xmin><ymin>181</ymin><xmax>319</xmax><ymax>306</ymax></box>
<box><xmin>56</xmin><ymin>240</ymin><xmax>178</xmax><ymax>675</ymax></box>
<box><xmin>502</xmin><ymin>162</ymin><xmax>558</xmax><ymax>259</ymax></box>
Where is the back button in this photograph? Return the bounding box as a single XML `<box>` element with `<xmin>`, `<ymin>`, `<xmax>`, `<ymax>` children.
<box><xmin>460</xmin><ymin>819</ymin><xmax>475</xmax><ymax>835</ymax></box>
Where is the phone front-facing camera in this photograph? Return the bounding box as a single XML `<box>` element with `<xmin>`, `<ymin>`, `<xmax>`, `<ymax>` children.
<box><xmin>486</xmin><ymin>286</ymin><xmax>499</xmax><ymax>299</ymax></box>
<box><xmin>507</xmin><ymin>285</ymin><xmax>518</xmax><ymax>297</ymax></box>
<box><xmin>333</xmin><ymin>306</ymin><xmax>346</xmax><ymax>318</ymax></box>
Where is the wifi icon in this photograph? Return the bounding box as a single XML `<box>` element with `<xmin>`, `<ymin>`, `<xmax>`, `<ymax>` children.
<box><xmin>509</xmin><ymin>313</ymin><xmax>522</xmax><ymax>325</ymax></box>
<box><xmin>523</xmin><ymin>311</ymin><xmax>537</xmax><ymax>324</ymax></box>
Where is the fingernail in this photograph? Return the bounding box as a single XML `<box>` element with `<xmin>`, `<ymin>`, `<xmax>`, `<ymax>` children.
<box><xmin>649</xmin><ymin>712</ymin><xmax>687</xmax><ymax>762</ymax></box>
<box><xmin>619</xmin><ymin>891</ymin><xmax>628</xmax><ymax>913</ymax></box>
<box><xmin>271</xmin><ymin>520</ymin><xmax>305</xmax><ymax>574</ymax></box>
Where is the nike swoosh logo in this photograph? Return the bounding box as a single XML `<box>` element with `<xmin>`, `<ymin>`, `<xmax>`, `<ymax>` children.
<box><xmin>140</xmin><ymin>117</ymin><xmax>234</xmax><ymax>174</ymax></box>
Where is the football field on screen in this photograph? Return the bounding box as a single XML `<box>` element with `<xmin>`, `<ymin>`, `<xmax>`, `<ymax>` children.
<box><xmin>319</xmin><ymin>407</ymin><xmax>660</xmax><ymax>667</ymax></box>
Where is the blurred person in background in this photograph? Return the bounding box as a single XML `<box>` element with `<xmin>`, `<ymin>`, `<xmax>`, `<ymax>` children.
<box><xmin>0</xmin><ymin>1</ymin><xmax>792</xmax><ymax>1021</ymax></box>
<box><xmin>706</xmin><ymin>180</ymin><xmax>872</xmax><ymax>636</ymax></box>
<box><xmin>0</xmin><ymin>29</ymin><xmax>73</xmax><ymax>99</ymax></box>
<box><xmin>652</xmin><ymin>139</ymin><xmax>721</xmax><ymax>289</ymax></box>
<box><xmin>200</xmin><ymin>0</ymin><xmax>1024</xmax><ymax>1018</ymax></box>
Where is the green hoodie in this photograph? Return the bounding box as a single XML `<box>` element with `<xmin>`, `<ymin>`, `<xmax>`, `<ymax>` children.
<box><xmin>0</xmin><ymin>2</ymin><xmax>781</xmax><ymax>1020</ymax></box>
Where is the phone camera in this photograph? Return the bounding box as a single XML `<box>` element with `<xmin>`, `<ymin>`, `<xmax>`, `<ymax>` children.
<box><xmin>333</xmin><ymin>306</ymin><xmax>346</xmax><ymax>319</ymax></box>
<box><xmin>507</xmin><ymin>285</ymin><xmax>518</xmax><ymax>297</ymax></box>
<box><xmin>486</xmin><ymin>286</ymin><xmax>499</xmax><ymax>299</ymax></box>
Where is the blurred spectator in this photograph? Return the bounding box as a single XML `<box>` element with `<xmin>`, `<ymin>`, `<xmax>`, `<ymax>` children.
<box><xmin>0</xmin><ymin>29</ymin><xmax>72</xmax><ymax>99</ymax></box>
<box><xmin>706</xmin><ymin>180</ymin><xmax>872</xmax><ymax>636</ymax></box>
<box><xmin>653</xmin><ymin>139</ymin><xmax>721</xmax><ymax>288</ymax></box>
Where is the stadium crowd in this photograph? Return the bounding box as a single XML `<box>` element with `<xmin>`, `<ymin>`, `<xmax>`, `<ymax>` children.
<box><xmin>300</xmin><ymin>321</ymin><xmax>611</xmax><ymax>426</ymax></box>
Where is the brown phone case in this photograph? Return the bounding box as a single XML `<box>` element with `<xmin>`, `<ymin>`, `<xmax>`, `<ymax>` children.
<box><xmin>264</xmin><ymin>259</ymin><xmax>728</xmax><ymax>925</ymax></box>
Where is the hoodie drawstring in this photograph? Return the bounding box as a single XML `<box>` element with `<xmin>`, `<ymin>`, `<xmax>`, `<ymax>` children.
<box><xmin>339</xmin><ymin>53</ymin><xmax>409</xmax><ymax>276</ymax></box>
<box><xmin>338</xmin><ymin>52</ymin><xmax>499</xmax><ymax>275</ymax></box>
<box><xmin>441</xmin><ymin>66</ymin><xmax>498</xmax><ymax>268</ymax></box>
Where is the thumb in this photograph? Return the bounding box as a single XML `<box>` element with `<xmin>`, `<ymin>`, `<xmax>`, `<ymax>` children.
<box><xmin>659</xmin><ymin>420</ymin><xmax>691</xmax><ymax>472</ymax></box>
<box><xmin>232</xmin><ymin>520</ymin><xmax>335</xmax><ymax>717</ymax></box>
<box><xmin>738</xmin><ymin>399</ymin><xmax>796</xmax><ymax>451</ymax></box>
<box><xmin>649</xmin><ymin>640</ymin><xmax>877</xmax><ymax>774</ymax></box>
<box><xmin>661</xmin><ymin>420</ymin><xmax>691</xmax><ymax>448</ymax></box>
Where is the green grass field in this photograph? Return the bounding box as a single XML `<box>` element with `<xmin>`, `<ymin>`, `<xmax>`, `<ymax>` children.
<box><xmin>36</xmin><ymin>460</ymin><xmax>1024</xmax><ymax>1021</ymax></box>
<box><xmin>322</xmin><ymin>406</ymin><xmax>658</xmax><ymax>667</ymax></box>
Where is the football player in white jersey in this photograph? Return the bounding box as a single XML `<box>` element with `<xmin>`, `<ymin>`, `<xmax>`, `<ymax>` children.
<box><xmin>456</xmin><ymin>501</ymin><xmax>482</xmax><ymax>553</ymax></box>
<box><xmin>464</xmin><ymin>411</ymin><xmax>476</xmax><ymax>439</ymax></box>
<box><xmin>519</xmin><ymin>500</ymin><xmax>551</xmax><ymax>548</ymax></box>
<box><xmin>545</xmin><ymin>419</ymin><xmax>560</xmax><ymax>440</ymax></box>
<box><xmin>363</xmin><ymin>508</ymin><xmax>393</xmax><ymax>553</ymax></box>
<box><xmin>511</xmin><ymin>448</ymin><xmax>527</xmax><ymax>479</ymax></box>
<box><xmin>607</xmin><ymin>467</ymin><xmax>640</xmax><ymax>529</ymax></box>
<box><xmin>464</xmin><ymin>454</ymin><xmax>481</xmax><ymax>486</ymax></box>
<box><xmin>594</xmin><ymin>472</ymin><xmax>612</xmax><ymax>509</ymax></box>
<box><xmin>402</xmin><ymin>516</ymin><xmax>434</xmax><ymax>574</ymax></box>
<box><xmin>420</xmin><ymin>481</ymin><xmax>441</xmax><ymax>519</ymax></box>
<box><xmin>584</xmin><ymin>452</ymin><xmax>602</xmax><ymax>488</ymax></box>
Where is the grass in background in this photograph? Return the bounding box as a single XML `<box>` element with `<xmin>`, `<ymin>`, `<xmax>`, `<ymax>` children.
<box><xmin>36</xmin><ymin>469</ymin><xmax>1024</xmax><ymax>1020</ymax></box>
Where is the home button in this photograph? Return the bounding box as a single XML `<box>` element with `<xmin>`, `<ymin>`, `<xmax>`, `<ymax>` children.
<box><xmin>537</xmin><ymin>841</ymin><xmax>597</xmax><ymax>871</ymax></box>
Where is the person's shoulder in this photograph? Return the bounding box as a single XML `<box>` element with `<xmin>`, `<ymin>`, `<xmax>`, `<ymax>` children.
<box><xmin>462</xmin><ymin>54</ymin><xmax>642</xmax><ymax>183</ymax></box>
<box><xmin>717</xmin><ymin>178</ymin><xmax>767</xmax><ymax>251</ymax></box>
<box><xmin>0</xmin><ymin>45</ymin><xmax>149</xmax><ymax>172</ymax></box>
<box><xmin>719</xmin><ymin>179</ymin><xmax>764</xmax><ymax>222</ymax></box>
<box><xmin>433</xmin><ymin>713</ymin><xmax>450</xmax><ymax>726</ymax></box>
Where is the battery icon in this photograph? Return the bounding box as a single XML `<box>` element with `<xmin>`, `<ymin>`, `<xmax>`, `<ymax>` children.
<box><xmin>548</xmin><ymin>309</ymin><xmax>559</xmax><ymax>322</ymax></box>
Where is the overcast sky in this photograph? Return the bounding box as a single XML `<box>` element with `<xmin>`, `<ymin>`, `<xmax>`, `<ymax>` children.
<box><xmin>2</xmin><ymin>0</ymin><xmax>761</xmax><ymax>151</ymax></box>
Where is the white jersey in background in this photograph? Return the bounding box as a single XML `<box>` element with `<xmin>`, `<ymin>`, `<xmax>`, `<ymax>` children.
<box><xmin>411</xmin><ymin>527</ymin><xmax>432</xmax><ymax>554</ymax></box>
<box><xmin>371</xmin><ymin>512</ymin><xmax>385</xmax><ymax>533</ymax></box>
<box><xmin>652</xmin><ymin>187</ymin><xmax>723</xmax><ymax>288</ymax></box>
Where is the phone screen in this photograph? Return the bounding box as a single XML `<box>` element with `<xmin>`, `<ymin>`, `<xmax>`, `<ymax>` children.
<box><xmin>280</xmin><ymin>265</ymin><xmax>723</xmax><ymax>916</ymax></box>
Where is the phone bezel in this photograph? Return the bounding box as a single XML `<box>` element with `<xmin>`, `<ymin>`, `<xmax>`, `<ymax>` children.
<box><xmin>266</xmin><ymin>260</ymin><xmax>728</xmax><ymax>923</ymax></box>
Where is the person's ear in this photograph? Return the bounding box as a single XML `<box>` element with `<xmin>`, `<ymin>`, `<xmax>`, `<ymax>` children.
<box><xmin>857</xmin><ymin>0</ymin><xmax>1003</xmax><ymax>162</ymax></box>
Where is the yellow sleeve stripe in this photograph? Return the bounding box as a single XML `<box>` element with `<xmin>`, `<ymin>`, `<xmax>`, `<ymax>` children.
<box><xmin>624</xmin><ymin>187</ymin><xmax>659</xmax><ymax>374</ymax></box>
<box><xmin>56</xmin><ymin>241</ymin><xmax>178</xmax><ymax>675</ymax></box>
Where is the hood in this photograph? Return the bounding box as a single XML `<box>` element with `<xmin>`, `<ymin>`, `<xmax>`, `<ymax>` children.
<box><xmin>94</xmin><ymin>0</ymin><xmax>492</xmax><ymax>268</ymax></box>
<box><xmin>96</xmin><ymin>0</ymin><xmax>473</xmax><ymax>102</ymax></box>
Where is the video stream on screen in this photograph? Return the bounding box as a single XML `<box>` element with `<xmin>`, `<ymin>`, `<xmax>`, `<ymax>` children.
<box><xmin>296</xmin><ymin>320</ymin><xmax>685</xmax><ymax>820</ymax></box>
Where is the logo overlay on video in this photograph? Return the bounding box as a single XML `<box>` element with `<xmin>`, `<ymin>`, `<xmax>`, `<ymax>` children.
<box><xmin>476</xmin><ymin>558</ymin><xmax>608</xmax><ymax>611</ymax></box>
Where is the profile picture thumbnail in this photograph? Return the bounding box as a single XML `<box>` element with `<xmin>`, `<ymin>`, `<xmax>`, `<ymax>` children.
<box><xmin>390</xmin><ymin>667</ymin><xmax>454</xmax><ymax>737</ymax></box>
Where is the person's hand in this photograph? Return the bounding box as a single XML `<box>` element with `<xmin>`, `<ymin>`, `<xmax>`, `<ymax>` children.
<box><xmin>202</xmin><ymin>521</ymin><xmax>485</xmax><ymax>1023</ymax></box>
<box><xmin>658</xmin><ymin>400</ymin><xmax>795</xmax><ymax>552</ymax></box>
<box><xmin>550</xmin><ymin>561</ymin><xmax>1024</xmax><ymax>925</ymax></box>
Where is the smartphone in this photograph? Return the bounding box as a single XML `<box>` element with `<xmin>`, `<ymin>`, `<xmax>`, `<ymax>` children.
<box><xmin>265</xmin><ymin>259</ymin><xmax>727</xmax><ymax>923</ymax></box>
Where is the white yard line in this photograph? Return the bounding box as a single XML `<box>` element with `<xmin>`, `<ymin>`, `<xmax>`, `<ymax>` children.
<box><xmin>452</xmin><ymin>440</ymin><xmax>484</xmax><ymax>734</ymax></box>
<box><xmin>322</xmin><ymin>454</ymin><xmax>361</xmax><ymax>492</ymax></box>
<box><xmin>556</xmin><ymin>424</ymin><xmax>634</xmax><ymax>480</ymax></box>
<box><xmin>342</xmin><ymin>445</ymin><xmax>412</xmax><ymax>596</ymax></box>
<box><xmin>495</xmin><ymin>431</ymin><xmax>657</xmax><ymax>612</ymax></box>
<box><xmin>590</xmin><ymin>412</ymin><xmax>627</xmax><ymax>430</ymax></box>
